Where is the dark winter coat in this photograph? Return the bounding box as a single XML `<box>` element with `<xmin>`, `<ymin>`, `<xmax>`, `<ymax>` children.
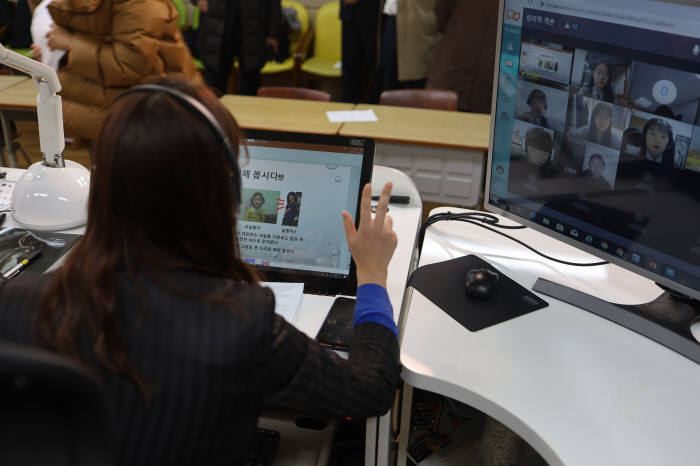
<box><xmin>197</xmin><ymin>0</ymin><xmax>282</xmax><ymax>73</ymax></box>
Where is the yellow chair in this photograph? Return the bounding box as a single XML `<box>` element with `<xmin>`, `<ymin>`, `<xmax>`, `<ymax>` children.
<box><xmin>261</xmin><ymin>0</ymin><xmax>311</xmax><ymax>84</ymax></box>
<box><xmin>300</xmin><ymin>1</ymin><xmax>341</xmax><ymax>82</ymax></box>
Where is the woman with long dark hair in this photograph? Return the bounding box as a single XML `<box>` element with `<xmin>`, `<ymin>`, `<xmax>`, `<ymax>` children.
<box><xmin>581</xmin><ymin>60</ymin><xmax>614</xmax><ymax>103</ymax></box>
<box><xmin>642</xmin><ymin>117</ymin><xmax>675</xmax><ymax>166</ymax></box>
<box><xmin>586</xmin><ymin>103</ymin><xmax>613</xmax><ymax>146</ymax></box>
<box><xmin>0</xmin><ymin>79</ymin><xmax>400</xmax><ymax>465</ymax></box>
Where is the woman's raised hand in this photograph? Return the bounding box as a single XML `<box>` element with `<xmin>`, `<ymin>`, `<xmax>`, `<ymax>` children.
<box><xmin>342</xmin><ymin>182</ymin><xmax>397</xmax><ymax>288</ymax></box>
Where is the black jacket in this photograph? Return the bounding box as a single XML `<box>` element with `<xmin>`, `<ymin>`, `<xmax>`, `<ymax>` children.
<box><xmin>0</xmin><ymin>272</ymin><xmax>399</xmax><ymax>465</ymax></box>
<box><xmin>197</xmin><ymin>0</ymin><xmax>282</xmax><ymax>73</ymax></box>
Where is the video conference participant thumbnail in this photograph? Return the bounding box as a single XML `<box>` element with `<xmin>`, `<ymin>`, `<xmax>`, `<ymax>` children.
<box><xmin>570</xmin><ymin>50</ymin><xmax>632</xmax><ymax>104</ymax></box>
<box><xmin>507</xmin><ymin>120</ymin><xmax>566</xmax><ymax>198</ymax></box>
<box><xmin>518</xmin><ymin>39</ymin><xmax>574</xmax><ymax>90</ymax></box>
<box><xmin>628</xmin><ymin>62</ymin><xmax>700</xmax><ymax>125</ymax></box>
<box><xmin>623</xmin><ymin>110</ymin><xmax>694</xmax><ymax>168</ymax></box>
<box><xmin>514</xmin><ymin>79</ymin><xmax>568</xmax><ymax>131</ymax></box>
<box><xmin>567</xmin><ymin>97</ymin><xmax>628</xmax><ymax>150</ymax></box>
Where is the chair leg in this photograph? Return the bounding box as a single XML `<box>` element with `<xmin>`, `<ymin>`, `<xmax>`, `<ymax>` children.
<box><xmin>0</xmin><ymin>112</ymin><xmax>17</xmax><ymax>167</ymax></box>
<box><xmin>14</xmin><ymin>142</ymin><xmax>30</xmax><ymax>166</ymax></box>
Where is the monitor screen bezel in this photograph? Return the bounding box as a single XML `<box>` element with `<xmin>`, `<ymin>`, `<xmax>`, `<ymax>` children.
<box><xmin>241</xmin><ymin>129</ymin><xmax>374</xmax><ymax>296</ymax></box>
<box><xmin>483</xmin><ymin>0</ymin><xmax>700</xmax><ymax>301</ymax></box>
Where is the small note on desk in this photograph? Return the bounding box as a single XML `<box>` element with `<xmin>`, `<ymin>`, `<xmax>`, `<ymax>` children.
<box><xmin>261</xmin><ymin>282</ymin><xmax>304</xmax><ymax>323</ymax></box>
<box><xmin>326</xmin><ymin>109</ymin><xmax>378</xmax><ymax>123</ymax></box>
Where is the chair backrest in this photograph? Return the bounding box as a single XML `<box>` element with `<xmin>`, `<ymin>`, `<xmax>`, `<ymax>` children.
<box><xmin>0</xmin><ymin>340</ymin><xmax>113</xmax><ymax>466</ymax></box>
<box><xmin>257</xmin><ymin>86</ymin><xmax>331</xmax><ymax>101</ymax></box>
<box><xmin>283</xmin><ymin>0</ymin><xmax>310</xmax><ymax>55</ymax></box>
<box><xmin>379</xmin><ymin>89</ymin><xmax>459</xmax><ymax>111</ymax></box>
<box><xmin>313</xmin><ymin>1</ymin><xmax>341</xmax><ymax>62</ymax></box>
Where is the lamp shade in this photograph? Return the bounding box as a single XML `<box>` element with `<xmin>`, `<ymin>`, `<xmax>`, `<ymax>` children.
<box><xmin>11</xmin><ymin>160</ymin><xmax>90</xmax><ymax>231</ymax></box>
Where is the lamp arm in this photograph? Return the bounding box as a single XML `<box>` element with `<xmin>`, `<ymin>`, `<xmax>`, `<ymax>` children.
<box><xmin>0</xmin><ymin>43</ymin><xmax>65</xmax><ymax>167</ymax></box>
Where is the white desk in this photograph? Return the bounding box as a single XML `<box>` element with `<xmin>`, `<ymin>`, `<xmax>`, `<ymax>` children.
<box><xmin>396</xmin><ymin>207</ymin><xmax>700</xmax><ymax>466</ymax></box>
<box><xmin>1</xmin><ymin>165</ymin><xmax>423</xmax><ymax>466</ymax></box>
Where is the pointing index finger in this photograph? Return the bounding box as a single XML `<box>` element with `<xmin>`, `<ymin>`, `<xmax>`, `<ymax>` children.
<box><xmin>373</xmin><ymin>182</ymin><xmax>392</xmax><ymax>226</ymax></box>
<box><xmin>359</xmin><ymin>183</ymin><xmax>372</xmax><ymax>229</ymax></box>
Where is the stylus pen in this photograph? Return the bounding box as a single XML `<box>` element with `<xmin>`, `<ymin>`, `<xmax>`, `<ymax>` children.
<box><xmin>3</xmin><ymin>250</ymin><xmax>41</xmax><ymax>280</ymax></box>
<box><xmin>371</xmin><ymin>195</ymin><xmax>410</xmax><ymax>204</ymax></box>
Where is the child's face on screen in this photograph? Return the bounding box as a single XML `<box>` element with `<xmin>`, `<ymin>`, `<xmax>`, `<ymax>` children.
<box><xmin>531</xmin><ymin>98</ymin><xmax>546</xmax><ymax>116</ymax></box>
<box><xmin>646</xmin><ymin>125</ymin><xmax>670</xmax><ymax>157</ymax></box>
<box><xmin>593</xmin><ymin>63</ymin><xmax>609</xmax><ymax>89</ymax></box>
<box><xmin>590</xmin><ymin>157</ymin><xmax>604</xmax><ymax>177</ymax></box>
<box><xmin>594</xmin><ymin>111</ymin><xmax>612</xmax><ymax>133</ymax></box>
<box><xmin>252</xmin><ymin>194</ymin><xmax>263</xmax><ymax>208</ymax></box>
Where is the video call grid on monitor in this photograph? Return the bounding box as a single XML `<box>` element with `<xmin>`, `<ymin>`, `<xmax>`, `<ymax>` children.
<box><xmin>237</xmin><ymin>130</ymin><xmax>373</xmax><ymax>295</ymax></box>
<box><xmin>488</xmin><ymin>0</ymin><xmax>700</xmax><ymax>299</ymax></box>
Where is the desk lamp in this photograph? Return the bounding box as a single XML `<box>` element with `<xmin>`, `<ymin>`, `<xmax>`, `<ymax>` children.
<box><xmin>0</xmin><ymin>44</ymin><xmax>89</xmax><ymax>230</ymax></box>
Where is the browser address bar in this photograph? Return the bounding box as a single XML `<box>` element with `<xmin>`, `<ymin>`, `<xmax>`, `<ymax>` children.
<box><xmin>542</xmin><ymin>1</ymin><xmax>676</xmax><ymax>30</ymax></box>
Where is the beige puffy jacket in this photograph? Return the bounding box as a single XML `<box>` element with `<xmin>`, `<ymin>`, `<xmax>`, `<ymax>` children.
<box><xmin>30</xmin><ymin>0</ymin><xmax>202</xmax><ymax>139</ymax></box>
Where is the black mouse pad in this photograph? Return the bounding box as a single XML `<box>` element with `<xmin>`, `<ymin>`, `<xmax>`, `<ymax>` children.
<box><xmin>407</xmin><ymin>255</ymin><xmax>548</xmax><ymax>332</ymax></box>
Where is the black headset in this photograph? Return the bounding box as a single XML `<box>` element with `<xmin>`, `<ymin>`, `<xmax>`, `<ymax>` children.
<box><xmin>113</xmin><ymin>84</ymin><xmax>241</xmax><ymax>199</ymax></box>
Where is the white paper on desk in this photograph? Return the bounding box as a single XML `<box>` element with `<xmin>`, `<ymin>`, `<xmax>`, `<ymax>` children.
<box><xmin>326</xmin><ymin>109</ymin><xmax>378</xmax><ymax>123</ymax></box>
<box><xmin>261</xmin><ymin>282</ymin><xmax>303</xmax><ymax>323</ymax></box>
<box><xmin>31</xmin><ymin>0</ymin><xmax>66</xmax><ymax>71</ymax></box>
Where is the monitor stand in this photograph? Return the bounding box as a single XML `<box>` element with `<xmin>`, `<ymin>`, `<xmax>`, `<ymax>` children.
<box><xmin>533</xmin><ymin>278</ymin><xmax>700</xmax><ymax>364</ymax></box>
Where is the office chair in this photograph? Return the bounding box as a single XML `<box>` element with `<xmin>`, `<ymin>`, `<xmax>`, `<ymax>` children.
<box><xmin>257</xmin><ymin>86</ymin><xmax>331</xmax><ymax>101</ymax></box>
<box><xmin>0</xmin><ymin>340</ymin><xmax>113</xmax><ymax>466</ymax></box>
<box><xmin>379</xmin><ymin>89</ymin><xmax>459</xmax><ymax>111</ymax></box>
<box><xmin>300</xmin><ymin>2</ymin><xmax>341</xmax><ymax>85</ymax></box>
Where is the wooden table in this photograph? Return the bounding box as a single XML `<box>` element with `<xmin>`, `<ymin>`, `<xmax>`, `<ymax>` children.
<box><xmin>0</xmin><ymin>77</ymin><xmax>36</xmax><ymax>109</ymax></box>
<box><xmin>0</xmin><ymin>75</ymin><xmax>30</xmax><ymax>93</ymax></box>
<box><xmin>0</xmin><ymin>84</ymin><xmax>494</xmax><ymax>206</ymax></box>
<box><xmin>340</xmin><ymin>104</ymin><xmax>492</xmax><ymax>206</ymax></box>
<box><xmin>0</xmin><ymin>77</ymin><xmax>34</xmax><ymax>167</ymax></box>
<box><xmin>341</xmin><ymin>104</ymin><xmax>490</xmax><ymax>150</ymax></box>
<box><xmin>220</xmin><ymin>94</ymin><xmax>355</xmax><ymax>135</ymax></box>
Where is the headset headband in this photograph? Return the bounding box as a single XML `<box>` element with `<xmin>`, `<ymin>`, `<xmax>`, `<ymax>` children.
<box><xmin>113</xmin><ymin>84</ymin><xmax>240</xmax><ymax>195</ymax></box>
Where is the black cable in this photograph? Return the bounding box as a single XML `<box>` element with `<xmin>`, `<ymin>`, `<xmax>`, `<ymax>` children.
<box><xmin>418</xmin><ymin>211</ymin><xmax>609</xmax><ymax>267</ymax></box>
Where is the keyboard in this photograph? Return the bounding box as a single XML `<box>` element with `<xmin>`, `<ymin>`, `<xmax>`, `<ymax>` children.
<box><xmin>246</xmin><ymin>428</ymin><xmax>280</xmax><ymax>466</ymax></box>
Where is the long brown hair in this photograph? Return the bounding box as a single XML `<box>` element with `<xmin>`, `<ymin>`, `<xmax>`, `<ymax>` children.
<box><xmin>38</xmin><ymin>78</ymin><xmax>257</xmax><ymax>394</ymax></box>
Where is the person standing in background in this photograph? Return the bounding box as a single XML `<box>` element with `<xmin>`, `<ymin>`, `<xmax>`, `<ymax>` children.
<box><xmin>426</xmin><ymin>0</ymin><xmax>499</xmax><ymax>113</ymax></box>
<box><xmin>28</xmin><ymin>0</ymin><xmax>202</xmax><ymax>141</ymax></box>
<box><xmin>196</xmin><ymin>0</ymin><xmax>281</xmax><ymax>95</ymax></box>
<box><xmin>341</xmin><ymin>0</ymin><xmax>381</xmax><ymax>103</ymax></box>
<box><xmin>380</xmin><ymin>0</ymin><xmax>438</xmax><ymax>92</ymax></box>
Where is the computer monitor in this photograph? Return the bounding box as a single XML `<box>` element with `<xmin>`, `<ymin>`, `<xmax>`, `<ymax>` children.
<box><xmin>486</xmin><ymin>0</ymin><xmax>700</xmax><ymax>301</ymax></box>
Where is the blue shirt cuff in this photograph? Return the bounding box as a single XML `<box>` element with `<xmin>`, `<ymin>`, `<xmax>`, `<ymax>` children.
<box><xmin>354</xmin><ymin>283</ymin><xmax>397</xmax><ymax>338</ymax></box>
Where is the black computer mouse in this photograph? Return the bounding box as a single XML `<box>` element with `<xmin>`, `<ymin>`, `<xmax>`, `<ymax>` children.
<box><xmin>465</xmin><ymin>268</ymin><xmax>499</xmax><ymax>300</ymax></box>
